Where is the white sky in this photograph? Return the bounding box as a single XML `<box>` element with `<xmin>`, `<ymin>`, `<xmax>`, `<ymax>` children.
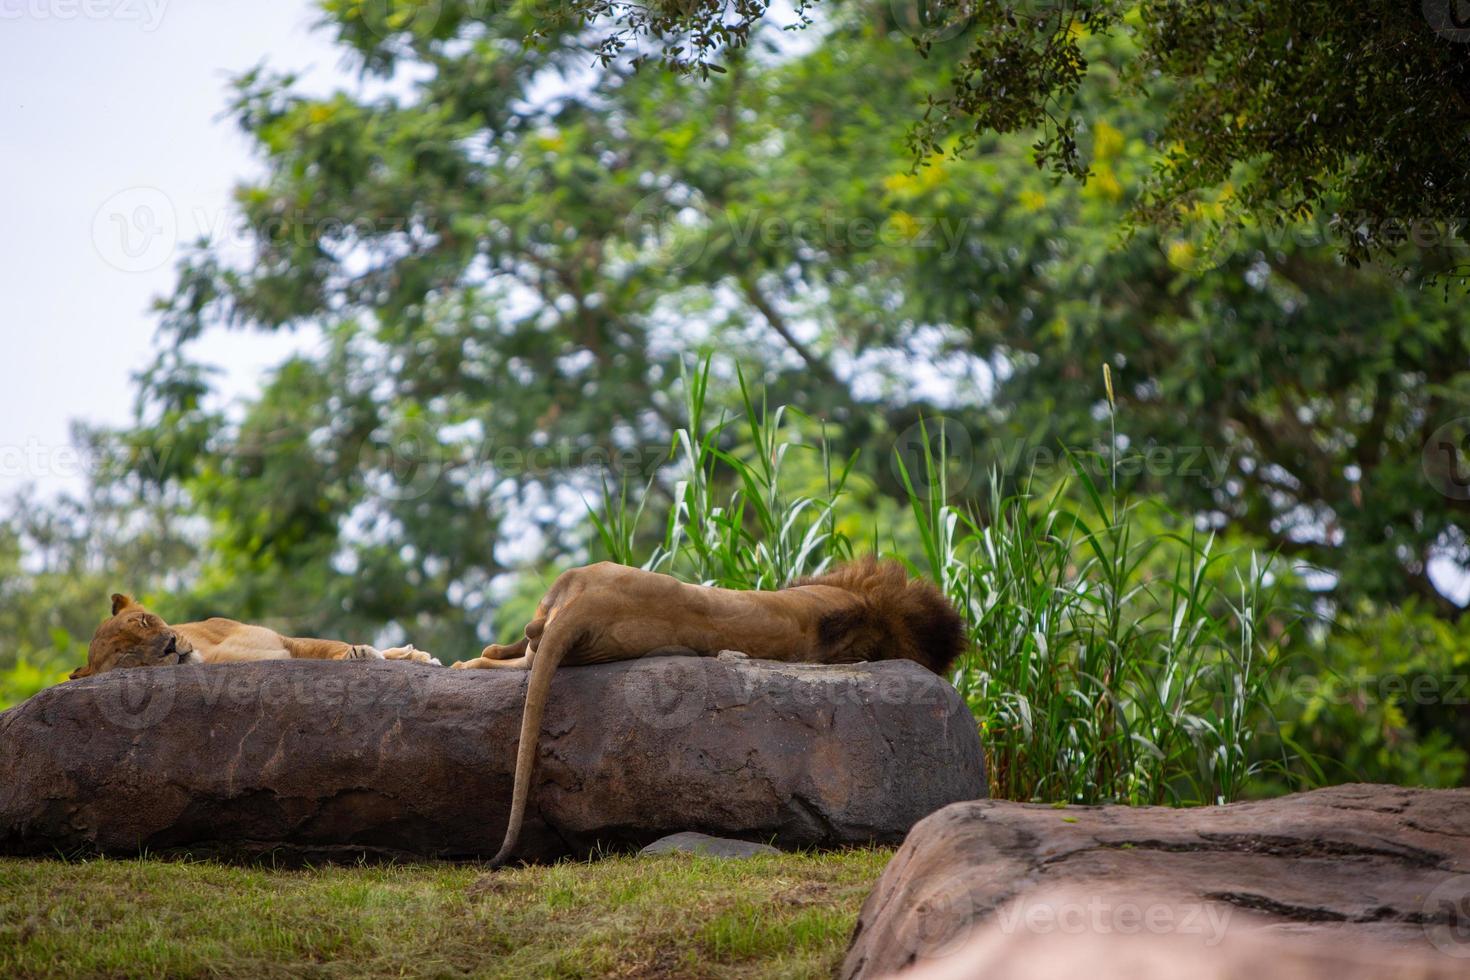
<box><xmin>0</xmin><ymin>0</ymin><xmax>345</xmax><ymax>497</ymax></box>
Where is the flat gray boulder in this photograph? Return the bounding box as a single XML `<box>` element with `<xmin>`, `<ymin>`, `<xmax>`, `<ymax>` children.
<box><xmin>0</xmin><ymin>656</ymin><xmax>983</xmax><ymax>863</ymax></box>
<box><xmin>639</xmin><ymin>832</ymin><xmax>781</xmax><ymax>858</ymax></box>
<box><xmin>843</xmin><ymin>784</ymin><xmax>1470</xmax><ymax>979</ymax></box>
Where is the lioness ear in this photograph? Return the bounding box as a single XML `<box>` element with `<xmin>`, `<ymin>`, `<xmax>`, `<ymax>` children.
<box><xmin>69</xmin><ymin>664</ymin><xmax>94</xmax><ymax>680</ymax></box>
<box><xmin>110</xmin><ymin>593</ymin><xmax>135</xmax><ymax>616</ymax></box>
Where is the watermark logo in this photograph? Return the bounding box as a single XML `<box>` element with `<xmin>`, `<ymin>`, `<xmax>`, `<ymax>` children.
<box><xmin>1423</xmin><ymin>418</ymin><xmax>1470</xmax><ymax>500</ymax></box>
<box><xmin>622</xmin><ymin>658</ymin><xmax>709</xmax><ymax>731</ymax></box>
<box><xmin>1165</xmin><ymin>219</ymin><xmax>1241</xmax><ymax>275</ymax></box>
<box><xmin>357</xmin><ymin>417</ymin><xmax>446</xmax><ymax>502</ymax></box>
<box><xmin>1423</xmin><ymin>875</ymin><xmax>1470</xmax><ymax>957</ymax></box>
<box><xmin>891</xmin><ymin>417</ymin><xmax>974</xmax><ymax>499</ymax></box>
<box><xmin>890</xmin><ymin>0</ymin><xmax>972</xmax><ymax>43</ymax></box>
<box><xmin>1425</xmin><ymin>0</ymin><xmax>1470</xmax><ymax>42</ymax></box>
<box><xmin>897</xmin><ymin>873</ymin><xmax>977</xmax><ymax>959</ymax></box>
<box><xmin>93</xmin><ymin>668</ymin><xmax>178</xmax><ymax>731</ymax></box>
<box><xmin>625</xmin><ymin>189</ymin><xmax>712</xmax><ymax>273</ymax></box>
<box><xmin>92</xmin><ymin>187</ymin><xmax>177</xmax><ymax>273</ymax></box>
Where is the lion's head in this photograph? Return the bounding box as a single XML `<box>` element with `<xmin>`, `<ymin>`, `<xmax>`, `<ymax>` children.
<box><xmin>70</xmin><ymin>594</ymin><xmax>199</xmax><ymax>679</ymax></box>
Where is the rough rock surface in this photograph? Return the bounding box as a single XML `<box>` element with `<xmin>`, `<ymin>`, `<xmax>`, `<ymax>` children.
<box><xmin>842</xmin><ymin>784</ymin><xmax>1470</xmax><ymax>979</ymax></box>
<box><xmin>639</xmin><ymin>832</ymin><xmax>781</xmax><ymax>858</ymax></box>
<box><xmin>0</xmin><ymin>656</ymin><xmax>983</xmax><ymax>863</ymax></box>
<box><xmin>894</xmin><ymin>886</ymin><xmax>1465</xmax><ymax>980</ymax></box>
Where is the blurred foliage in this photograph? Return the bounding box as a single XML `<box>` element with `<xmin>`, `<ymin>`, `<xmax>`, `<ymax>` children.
<box><xmin>0</xmin><ymin>423</ymin><xmax>195</xmax><ymax>692</ymax></box>
<box><xmin>1270</xmin><ymin>602</ymin><xmax>1470</xmax><ymax>789</ymax></box>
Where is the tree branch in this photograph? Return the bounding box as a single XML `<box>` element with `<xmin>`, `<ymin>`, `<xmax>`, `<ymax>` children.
<box><xmin>738</xmin><ymin>274</ymin><xmax>840</xmax><ymax>387</ymax></box>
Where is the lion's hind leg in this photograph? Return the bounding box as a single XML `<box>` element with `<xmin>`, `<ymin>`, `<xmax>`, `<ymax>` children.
<box><xmin>456</xmin><ymin>634</ymin><xmax>531</xmax><ymax>666</ymax></box>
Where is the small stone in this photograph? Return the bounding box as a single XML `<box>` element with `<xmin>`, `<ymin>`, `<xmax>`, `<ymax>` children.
<box><xmin>639</xmin><ymin>832</ymin><xmax>781</xmax><ymax>858</ymax></box>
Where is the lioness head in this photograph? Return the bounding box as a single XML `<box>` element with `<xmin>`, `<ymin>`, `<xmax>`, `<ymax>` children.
<box><xmin>70</xmin><ymin>594</ymin><xmax>199</xmax><ymax>679</ymax></box>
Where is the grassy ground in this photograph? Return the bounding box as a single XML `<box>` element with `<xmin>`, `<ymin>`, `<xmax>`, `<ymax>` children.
<box><xmin>0</xmin><ymin>849</ymin><xmax>891</xmax><ymax>979</ymax></box>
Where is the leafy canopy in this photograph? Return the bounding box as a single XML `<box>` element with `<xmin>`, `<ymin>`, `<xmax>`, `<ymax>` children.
<box><xmin>528</xmin><ymin>0</ymin><xmax>1470</xmax><ymax>272</ymax></box>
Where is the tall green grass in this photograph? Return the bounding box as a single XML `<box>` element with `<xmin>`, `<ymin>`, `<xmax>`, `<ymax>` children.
<box><xmin>589</xmin><ymin>361</ymin><xmax>1305</xmax><ymax>806</ymax></box>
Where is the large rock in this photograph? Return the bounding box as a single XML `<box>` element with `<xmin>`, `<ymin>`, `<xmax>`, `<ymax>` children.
<box><xmin>842</xmin><ymin>784</ymin><xmax>1470</xmax><ymax>979</ymax></box>
<box><xmin>0</xmin><ymin>657</ymin><xmax>983</xmax><ymax>862</ymax></box>
<box><xmin>891</xmin><ymin>886</ymin><xmax>1466</xmax><ymax>980</ymax></box>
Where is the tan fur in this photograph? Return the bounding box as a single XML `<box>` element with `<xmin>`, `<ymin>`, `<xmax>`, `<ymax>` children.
<box><xmin>69</xmin><ymin>593</ymin><xmax>437</xmax><ymax>679</ymax></box>
<box><xmin>454</xmin><ymin>558</ymin><xmax>966</xmax><ymax>870</ymax></box>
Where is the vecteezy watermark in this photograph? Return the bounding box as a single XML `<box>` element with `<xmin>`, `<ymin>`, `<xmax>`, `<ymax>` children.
<box><xmin>1271</xmin><ymin>671</ymin><xmax>1470</xmax><ymax>710</ymax></box>
<box><xmin>620</xmin><ymin>655</ymin><xmax>951</xmax><ymax>732</ymax></box>
<box><xmin>1167</xmin><ymin>212</ymin><xmax>1470</xmax><ymax>278</ymax></box>
<box><xmin>1425</xmin><ymin>0</ymin><xmax>1470</xmax><ymax>42</ymax></box>
<box><xmin>0</xmin><ymin>439</ymin><xmax>98</xmax><ymax>482</ymax></box>
<box><xmin>993</xmin><ymin>893</ymin><xmax>1233</xmax><ymax>947</ymax></box>
<box><xmin>1423</xmin><ymin>418</ymin><xmax>1470</xmax><ymax>501</ymax></box>
<box><xmin>0</xmin><ymin>0</ymin><xmax>168</xmax><ymax>30</ymax></box>
<box><xmin>91</xmin><ymin>187</ymin><xmax>437</xmax><ymax>275</ymax></box>
<box><xmin>1423</xmin><ymin>875</ymin><xmax>1470</xmax><ymax>957</ymax></box>
<box><xmin>83</xmin><ymin>663</ymin><xmax>435</xmax><ymax>731</ymax></box>
<box><xmin>626</xmin><ymin>190</ymin><xmax>977</xmax><ymax>273</ymax></box>
<box><xmin>0</xmin><ymin>429</ymin><xmax>668</xmax><ymax>502</ymax></box>
<box><xmin>889</xmin><ymin>419</ymin><xmax>1236</xmax><ymax>498</ymax></box>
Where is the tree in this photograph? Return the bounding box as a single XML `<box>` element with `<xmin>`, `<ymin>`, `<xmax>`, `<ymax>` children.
<box><xmin>120</xmin><ymin>0</ymin><xmax>1468</xmax><ymax>648</ymax></box>
<box><xmin>532</xmin><ymin>0</ymin><xmax>1470</xmax><ymax>273</ymax></box>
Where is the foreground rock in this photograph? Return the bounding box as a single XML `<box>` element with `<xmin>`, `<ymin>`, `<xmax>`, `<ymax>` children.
<box><xmin>894</xmin><ymin>886</ymin><xmax>1465</xmax><ymax>980</ymax></box>
<box><xmin>843</xmin><ymin>784</ymin><xmax>1470</xmax><ymax>978</ymax></box>
<box><xmin>0</xmin><ymin>657</ymin><xmax>983</xmax><ymax>863</ymax></box>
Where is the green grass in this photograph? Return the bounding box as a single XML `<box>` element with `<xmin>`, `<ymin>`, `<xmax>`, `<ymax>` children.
<box><xmin>0</xmin><ymin>849</ymin><xmax>890</xmax><ymax>978</ymax></box>
<box><xmin>591</xmin><ymin>360</ymin><xmax>1309</xmax><ymax>806</ymax></box>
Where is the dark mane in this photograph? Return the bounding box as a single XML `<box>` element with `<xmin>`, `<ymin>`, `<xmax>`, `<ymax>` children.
<box><xmin>790</xmin><ymin>557</ymin><xmax>967</xmax><ymax>676</ymax></box>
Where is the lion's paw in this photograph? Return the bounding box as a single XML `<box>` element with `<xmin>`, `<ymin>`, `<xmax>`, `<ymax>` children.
<box><xmin>381</xmin><ymin>644</ymin><xmax>442</xmax><ymax>666</ymax></box>
<box><xmin>717</xmin><ymin>649</ymin><xmax>751</xmax><ymax>662</ymax></box>
<box><xmin>346</xmin><ymin>645</ymin><xmax>386</xmax><ymax>661</ymax></box>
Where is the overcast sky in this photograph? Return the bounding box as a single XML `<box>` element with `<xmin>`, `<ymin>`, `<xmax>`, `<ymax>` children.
<box><xmin>0</xmin><ymin>0</ymin><xmax>348</xmax><ymax>498</ymax></box>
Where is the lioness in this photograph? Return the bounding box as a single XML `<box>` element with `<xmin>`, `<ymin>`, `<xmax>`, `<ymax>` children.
<box><xmin>69</xmin><ymin>593</ymin><xmax>439</xmax><ymax>679</ymax></box>
<box><xmin>453</xmin><ymin>557</ymin><xmax>966</xmax><ymax>869</ymax></box>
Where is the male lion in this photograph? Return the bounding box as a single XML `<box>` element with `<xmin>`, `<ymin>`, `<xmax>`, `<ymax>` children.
<box><xmin>452</xmin><ymin>557</ymin><xmax>966</xmax><ymax>869</ymax></box>
<box><xmin>69</xmin><ymin>593</ymin><xmax>439</xmax><ymax>679</ymax></box>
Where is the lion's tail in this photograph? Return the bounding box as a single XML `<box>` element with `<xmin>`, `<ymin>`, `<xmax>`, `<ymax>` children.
<box><xmin>486</xmin><ymin>629</ymin><xmax>572</xmax><ymax>870</ymax></box>
<box><xmin>794</xmin><ymin>557</ymin><xmax>967</xmax><ymax>676</ymax></box>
